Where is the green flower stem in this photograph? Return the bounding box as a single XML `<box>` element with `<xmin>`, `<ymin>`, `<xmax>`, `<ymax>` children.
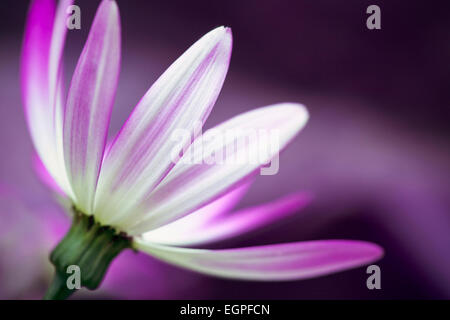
<box><xmin>44</xmin><ymin>271</ymin><xmax>73</xmax><ymax>300</ymax></box>
<box><xmin>44</xmin><ymin>208</ymin><xmax>132</xmax><ymax>300</ymax></box>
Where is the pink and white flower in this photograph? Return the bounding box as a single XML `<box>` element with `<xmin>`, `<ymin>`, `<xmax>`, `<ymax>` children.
<box><xmin>21</xmin><ymin>0</ymin><xmax>382</xmax><ymax>291</ymax></box>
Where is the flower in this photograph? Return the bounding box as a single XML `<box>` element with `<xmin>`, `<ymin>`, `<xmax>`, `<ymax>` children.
<box><xmin>0</xmin><ymin>186</ymin><xmax>207</xmax><ymax>299</ymax></box>
<box><xmin>21</xmin><ymin>0</ymin><xmax>383</xmax><ymax>299</ymax></box>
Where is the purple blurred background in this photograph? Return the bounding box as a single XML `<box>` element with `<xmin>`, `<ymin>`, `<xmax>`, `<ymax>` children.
<box><xmin>0</xmin><ymin>0</ymin><xmax>449</xmax><ymax>299</ymax></box>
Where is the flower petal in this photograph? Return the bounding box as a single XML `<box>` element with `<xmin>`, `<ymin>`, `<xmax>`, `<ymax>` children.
<box><xmin>50</xmin><ymin>0</ymin><xmax>74</xmax><ymax>197</ymax></box>
<box><xmin>63</xmin><ymin>0</ymin><xmax>121</xmax><ymax>214</ymax></box>
<box><xmin>32</xmin><ymin>153</ymin><xmax>65</xmax><ymax>196</ymax></box>
<box><xmin>21</xmin><ymin>0</ymin><xmax>54</xmax><ymax>164</ymax></box>
<box><xmin>143</xmin><ymin>191</ymin><xmax>311</xmax><ymax>246</ymax></box>
<box><xmin>48</xmin><ymin>0</ymin><xmax>73</xmax><ymax>107</ymax></box>
<box><xmin>94</xmin><ymin>26</ymin><xmax>232</xmax><ymax>224</ymax></box>
<box><xmin>135</xmin><ymin>240</ymin><xmax>383</xmax><ymax>281</ymax></box>
<box><xmin>21</xmin><ymin>0</ymin><xmax>73</xmax><ymax>197</ymax></box>
<box><xmin>142</xmin><ymin>180</ymin><xmax>253</xmax><ymax>245</ymax></box>
<box><xmin>124</xmin><ymin>103</ymin><xmax>309</xmax><ymax>235</ymax></box>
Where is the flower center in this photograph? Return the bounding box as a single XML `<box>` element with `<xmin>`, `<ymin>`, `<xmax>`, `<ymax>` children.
<box><xmin>44</xmin><ymin>207</ymin><xmax>133</xmax><ymax>299</ymax></box>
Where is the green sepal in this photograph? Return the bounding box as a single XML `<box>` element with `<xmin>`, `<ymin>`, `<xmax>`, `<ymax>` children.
<box><xmin>44</xmin><ymin>208</ymin><xmax>132</xmax><ymax>300</ymax></box>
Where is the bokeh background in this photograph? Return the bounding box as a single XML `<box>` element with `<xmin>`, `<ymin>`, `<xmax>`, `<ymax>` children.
<box><xmin>0</xmin><ymin>0</ymin><xmax>449</xmax><ymax>299</ymax></box>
